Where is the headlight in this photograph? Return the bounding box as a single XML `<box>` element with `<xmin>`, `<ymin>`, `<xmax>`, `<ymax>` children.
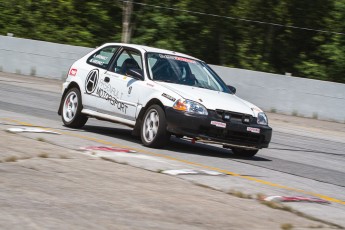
<box><xmin>257</xmin><ymin>112</ymin><xmax>268</xmax><ymax>125</ymax></box>
<box><xmin>173</xmin><ymin>99</ymin><xmax>208</xmax><ymax>115</ymax></box>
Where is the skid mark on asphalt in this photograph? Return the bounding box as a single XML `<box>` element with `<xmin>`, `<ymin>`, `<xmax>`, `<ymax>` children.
<box><xmin>269</xmin><ymin>147</ymin><xmax>344</xmax><ymax>156</ymax></box>
<box><xmin>2</xmin><ymin>117</ymin><xmax>345</xmax><ymax>205</ymax></box>
<box><xmin>270</xmin><ymin>142</ymin><xmax>345</xmax><ymax>156</ymax></box>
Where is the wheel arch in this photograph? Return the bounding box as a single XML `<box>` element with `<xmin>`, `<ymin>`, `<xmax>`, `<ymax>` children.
<box><xmin>58</xmin><ymin>82</ymin><xmax>82</xmax><ymax>115</ymax></box>
<box><xmin>132</xmin><ymin>98</ymin><xmax>165</xmax><ymax>136</ymax></box>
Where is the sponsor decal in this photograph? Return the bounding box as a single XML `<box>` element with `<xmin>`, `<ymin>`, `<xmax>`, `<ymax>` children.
<box><xmin>69</xmin><ymin>68</ymin><xmax>77</xmax><ymax>76</ymax></box>
<box><xmin>159</xmin><ymin>54</ymin><xmax>196</xmax><ymax>63</ymax></box>
<box><xmin>175</xmin><ymin>56</ymin><xmax>196</xmax><ymax>63</ymax></box>
<box><xmin>89</xmin><ymin>54</ymin><xmax>109</xmax><ymax>66</ymax></box>
<box><xmin>85</xmin><ymin>69</ymin><xmax>99</xmax><ymax>94</ymax></box>
<box><xmin>84</xmin><ymin>70</ymin><xmax>128</xmax><ymax>114</ymax></box>
<box><xmin>128</xmin><ymin>86</ymin><xmax>132</xmax><ymax>94</ymax></box>
<box><xmin>90</xmin><ymin>59</ymin><xmax>104</xmax><ymax>65</ymax></box>
<box><xmin>146</xmin><ymin>83</ymin><xmax>154</xmax><ymax>87</ymax></box>
<box><xmin>94</xmin><ymin>54</ymin><xmax>108</xmax><ymax>61</ymax></box>
<box><xmin>251</xmin><ymin>107</ymin><xmax>263</xmax><ymax>113</ymax></box>
<box><xmin>96</xmin><ymin>79</ymin><xmax>128</xmax><ymax>114</ymax></box>
<box><xmin>162</xmin><ymin>93</ymin><xmax>176</xmax><ymax>102</ymax></box>
<box><xmin>211</xmin><ymin>121</ymin><xmax>226</xmax><ymax>128</ymax></box>
<box><xmin>247</xmin><ymin>127</ymin><xmax>260</xmax><ymax>134</ymax></box>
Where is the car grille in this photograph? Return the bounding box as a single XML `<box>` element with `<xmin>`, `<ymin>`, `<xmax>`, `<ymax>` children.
<box><xmin>215</xmin><ymin>109</ymin><xmax>253</xmax><ymax>124</ymax></box>
<box><xmin>200</xmin><ymin>127</ymin><xmax>262</xmax><ymax>144</ymax></box>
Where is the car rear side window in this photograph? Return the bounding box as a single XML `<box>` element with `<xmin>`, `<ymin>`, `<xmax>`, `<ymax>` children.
<box><xmin>111</xmin><ymin>49</ymin><xmax>143</xmax><ymax>74</ymax></box>
<box><xmin>87</xmin><ymin>46</ymin><xmax>118</xmax><ymax>69</ymax></box>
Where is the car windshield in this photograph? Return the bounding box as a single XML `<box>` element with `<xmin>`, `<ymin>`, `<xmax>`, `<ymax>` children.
<box><xmin>147</xmin><ymin>52</ymin><xmax>230</xmax><ymax>93</ymax></box>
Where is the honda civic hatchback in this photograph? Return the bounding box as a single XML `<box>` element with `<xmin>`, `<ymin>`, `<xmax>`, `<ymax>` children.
<box><xmin>58</xmin><ymin>43</ymin><xmax>272</xmax><ymax>157</ymax></box>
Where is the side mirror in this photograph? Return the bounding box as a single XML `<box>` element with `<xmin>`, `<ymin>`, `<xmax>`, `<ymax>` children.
<box><xmin>127</xmin><ymin>68</ymin><xmax>144</xmax><ymax>80</ymax></box>
<box><xmin>227</xmin><ymin>85</ymin><xmax>236</xmax><ymax>94</ymax></box>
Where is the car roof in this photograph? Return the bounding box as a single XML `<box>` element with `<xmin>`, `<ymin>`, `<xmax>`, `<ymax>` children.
<box><xmin>103</xmin><ymin>43</ymin><xmax>202</xmax><ymax>61</ymax></box>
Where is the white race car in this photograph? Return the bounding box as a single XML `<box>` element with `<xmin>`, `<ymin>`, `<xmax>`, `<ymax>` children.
<box><xmin>58</xmin><ymin>43</ymin><xmax>272</xmax><ymax>157</ymax></box>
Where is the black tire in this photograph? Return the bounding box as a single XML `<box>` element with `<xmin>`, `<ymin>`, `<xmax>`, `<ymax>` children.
<box><xmin>232</xmin><ymin>148</ymin><xmax>258</xmax><ymax>158</ymax></box>
<box><xmin>61</xmin><ymin>88</ymin><xmax>88</xmax><ymax>128</ymax></box>
<box><xmin>141</xmin><ymin>105</ymin><xmax>170</xmax><ymax>148</ymax></box>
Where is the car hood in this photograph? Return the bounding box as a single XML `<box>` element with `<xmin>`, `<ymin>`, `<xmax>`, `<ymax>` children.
<box><xmin>156</xmin><ymin>82</ymin><xmax>255</xmax><ymax>116</ymax></box>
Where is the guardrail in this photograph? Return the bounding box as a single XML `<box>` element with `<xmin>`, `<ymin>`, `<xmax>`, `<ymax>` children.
<box><xmin>1</xmin><ymin>35</ymin><xmax>344</xmax><ymax>122</ymax></box>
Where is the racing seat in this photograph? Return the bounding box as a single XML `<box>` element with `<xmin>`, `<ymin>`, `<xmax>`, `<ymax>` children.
<box><xmin>152</xmin><ymin>60</ymin><xmax>178</xmax><ymax>83</ymax></box>
<box><xmin>183</xmin><ymin>73</ymin><xmax>198</xmax><ymax>86</ymax></box>
<box><xmin>120</xmin><ymin>58</ymin><xmax>140</xmax><ymax>75</ymax></box>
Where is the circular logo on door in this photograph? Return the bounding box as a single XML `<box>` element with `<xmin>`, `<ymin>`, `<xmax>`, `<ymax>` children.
<box><xmin>85</xmin><ymin>69</ymin><xmax>99</xmax><ymax>94</ymax></box>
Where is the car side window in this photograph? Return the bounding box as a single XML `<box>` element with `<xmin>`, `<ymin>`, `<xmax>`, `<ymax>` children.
<box><xmin>112</xmin><ymin>49</ymin><xmax>143</xmax><ymax>75</ymax></box>
<box><xmin>87</xmin><ymin>46</ymin><xmax>118</xmax><ymax>69</ymax></box>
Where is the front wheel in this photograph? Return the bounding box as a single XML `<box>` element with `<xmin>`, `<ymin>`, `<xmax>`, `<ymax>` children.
<box><xmin>232</xmin><ymin>148</ymin><xmax>258</xmax><ymax>158</ymax></box>
<box><xmin>141</xmin><ymin>105</ymin><xmax>170</xmax><ymax>148</ymax></box>
<box><xmin>61</xmin><ymin>88</ymin><xmax>88</xmax><ymax>128</ymax></box>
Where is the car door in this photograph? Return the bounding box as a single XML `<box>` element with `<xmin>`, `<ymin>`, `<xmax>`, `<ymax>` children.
<box><xmin>82</xmin><ymin>45</ymin><xmax>119</xmax><ymax>111</ymax></box>
<box><xmin>100</xmin><ymin>47</ymin><xmax>145</xmax><ymax>121</ymax></box>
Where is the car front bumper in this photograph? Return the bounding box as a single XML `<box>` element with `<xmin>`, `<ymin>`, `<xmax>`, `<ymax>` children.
<box><xmin>165</xmin><ymin>107</ymin><xmax>272</xmax><ymax>149</ymax></box>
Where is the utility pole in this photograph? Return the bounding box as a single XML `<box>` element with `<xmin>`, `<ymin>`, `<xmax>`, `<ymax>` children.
<box><xmin>122</xmin><ymin>0</ymin><xmax>133</xmax><ymax>43</ymax></box>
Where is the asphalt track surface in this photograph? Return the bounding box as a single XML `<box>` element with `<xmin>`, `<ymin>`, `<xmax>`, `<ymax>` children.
<box><xmin>1</xmin><ymin>73</ymin><xmax>345</xmax><ymax>227</ymax></box>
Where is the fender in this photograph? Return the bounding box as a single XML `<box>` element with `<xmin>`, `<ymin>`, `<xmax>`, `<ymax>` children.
<box><xmin>135</xmin><ymin>80</ymin><xmax>183</xmax><ymax>119</ymax></box>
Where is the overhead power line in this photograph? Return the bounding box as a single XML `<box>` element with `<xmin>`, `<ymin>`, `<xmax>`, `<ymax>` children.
<box><xmin>119</xmin><ymin>0</ymin><xmax>345</xmax><ymax>35</ymax></box>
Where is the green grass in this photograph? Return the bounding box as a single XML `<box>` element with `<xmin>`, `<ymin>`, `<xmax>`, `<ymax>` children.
<box><xmin>30</xmin><ymin>67</ymin><xmax>36</xmax><ymax>76</ymax></box>
<box><xmin>308</xmin><ymin>224</ymin><xmax>324</xmax><ymax>228</ymax></box>
<box><xmin>100</xmin><ymin>157</ymin><xmax>128</xmax><ymax>165</ymax></box>
<box><xmin>228</xmin><ymin>190</ymin><xmax>252</xmax><ymax>199</ymax></box>
<box><xmin>59</xmin><ymin>154</ymin><xmax>69</xmax><ymax>159</ymax></box>
<box><xmin>312</xmin><ymin>112</ymin><xmax>318</xmax><ymax>119</ymax></box>
<box><xmin>36</xmin><ymin>137</ymin><xmax>47</xmax><ymax>142</ymax></box>
<box><xmin>38</xmin><ymin>153</ymin><xmax>49</xmax><ymax>158</ymax></box>
<box><xmin>259</xmin><ymin>199</ymin><xmax>342</xmax><ymax>229</ymax></box>
<box><xmin>4</xmin><ymin>156</ymin><xmax>18</xmax><ymax>162</ymax></box>
<box><xmin>261</xmin><ymin>200</ymin><xmax>293</xmax><ymax>212</ymax></box>
<box><xmin>281</xmin><ymin>223</ymin><xmax>293</xmax><ymax>230</ymax></box>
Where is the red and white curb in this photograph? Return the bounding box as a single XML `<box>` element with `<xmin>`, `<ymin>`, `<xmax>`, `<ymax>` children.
<box><xmin>81</xmin><ymin>146</ymin><xmax>137</xmax><ymax>153</ymax></box>
<box><xmin>79</xmin><ymin>146</ymin><xmax>170</xmax><ymax>163</ymax></box>
<box><xmin>262</xmin><ymin>195</ymin><xmax>330</xmax><ymax>204</ymax></box>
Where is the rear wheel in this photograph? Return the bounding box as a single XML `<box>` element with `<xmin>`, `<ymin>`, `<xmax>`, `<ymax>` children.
<box><xmin>141</xmin><ymin>105</ymin><xmax>170</xmax><ymax>148</ymax></box>
<box><xmin>231</xmin><ymin>148</ymin><xmax>258</xmax><ymax>158</ymax></box>
<box><xmin>62</xmin><ymin>88</ymin><xmax>88</xmax><ymax>128</ymax></box>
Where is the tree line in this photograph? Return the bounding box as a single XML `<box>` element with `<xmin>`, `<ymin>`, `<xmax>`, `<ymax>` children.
<box><xmin>0</xmin><ymin>0</ymin><xmax>344</xmax><ymax>83</ymax></box>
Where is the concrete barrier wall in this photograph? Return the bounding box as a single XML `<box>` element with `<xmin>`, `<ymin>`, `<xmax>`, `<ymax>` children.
<box><xmin>211</xmin><ymin>65</ymin><xmax>345</xmax><ymax>122</ymax></box>
<box><xmin>1</xmin><ymin>35</ymin><xmax>345</xmax><ymax>122</ymax></box>
<box><xmin>0</xmin><ymin>35</ymin><xmax>92</xmax><ymax>79</ymax></box>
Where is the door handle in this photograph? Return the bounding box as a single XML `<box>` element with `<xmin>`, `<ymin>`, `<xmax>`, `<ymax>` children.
<box><xmin>104</xmin><ymin>77</ymin><xmax>110</xmax><ymax>83</ymax></box>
